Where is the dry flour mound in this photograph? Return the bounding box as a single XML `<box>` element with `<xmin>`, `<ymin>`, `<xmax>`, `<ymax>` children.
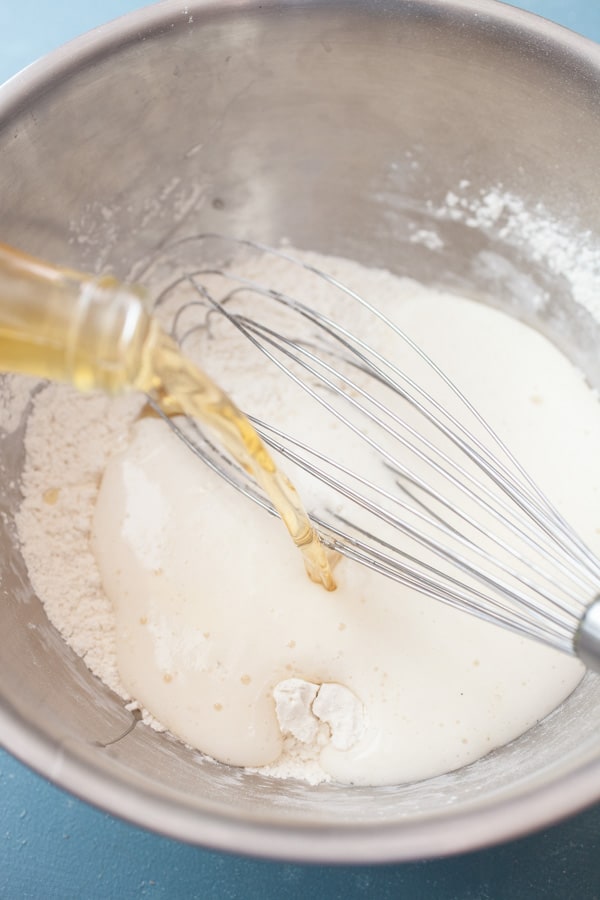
<box><xmin>17</xmin><ymin>388</ymin><xmax>142</xmax><ymax>700</ymax></box>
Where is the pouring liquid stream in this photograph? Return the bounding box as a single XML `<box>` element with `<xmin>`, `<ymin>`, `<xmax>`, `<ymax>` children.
<box><xmin>0</xmin><ymin>242</ymin><xmax>336</xmax><ymax>591</ymax></box>
<box><xmin>142</xmin><ymin>324</ymin><xmax>337</xmax><ymax>589</ymax></box>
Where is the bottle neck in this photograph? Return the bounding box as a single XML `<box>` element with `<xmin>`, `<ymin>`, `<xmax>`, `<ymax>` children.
<box><xmin>0</xmin><ymin>243</ymin><xmax>152</xmax><ymax>394</ymax></box>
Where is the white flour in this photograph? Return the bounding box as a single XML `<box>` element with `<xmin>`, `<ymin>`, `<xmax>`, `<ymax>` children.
<box><xmin>430</xmin><ymin>183</ymin><xmax>600</xmax><ymax>319</ymax></box>
<box><xmin>16</xmin><ymin>390</ymin><xmax>141</xmax><ymax>698</ymax></box>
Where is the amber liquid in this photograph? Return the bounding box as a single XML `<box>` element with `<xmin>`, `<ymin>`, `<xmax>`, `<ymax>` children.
<box><xmin>0</xmin><ymin>242</ymin><xmax>336</xmax><ymax>591</ymax></box>
<box><xmin>138</xmin><ymin>322</ymin><xmax>337</xmax><ymax>591</ymax></box>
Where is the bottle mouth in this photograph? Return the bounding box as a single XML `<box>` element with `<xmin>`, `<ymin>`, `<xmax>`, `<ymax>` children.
<box><xmin>66</xmin><ymin>279</ymin><xmax>152</xmax><ymax>394</ymax></box>
<box><xmin>0</xmin><ymin>241</ymin><xmax>153</xmax><ymax>395</ymax></box>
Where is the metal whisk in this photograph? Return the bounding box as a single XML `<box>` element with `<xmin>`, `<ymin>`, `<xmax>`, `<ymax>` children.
<box><xmin>144</xmin><ymin>234</ymin><xmax>600</xmax><ymax>674</ymax></box>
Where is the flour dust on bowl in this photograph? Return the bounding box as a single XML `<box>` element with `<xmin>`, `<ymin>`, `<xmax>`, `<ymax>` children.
<box><xmin>2</xmin><ymin>0</ymin><xmax>600</xmax><ymax>864</ymax></box>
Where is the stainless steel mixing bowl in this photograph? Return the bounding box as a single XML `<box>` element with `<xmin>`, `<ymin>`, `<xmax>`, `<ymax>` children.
<box><xmin>2</xmin><ymin>0</ymin><xmax>600</xmax><ymax>863</ymax></box>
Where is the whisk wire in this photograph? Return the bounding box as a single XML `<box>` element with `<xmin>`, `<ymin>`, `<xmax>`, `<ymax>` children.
<box><xmin>192</xmin><ymin>281</ymin><xmax>598</xmax><ymax>608</ymax></box>
<box><xmin>180</xmin><ymin>265</ymin><xmax>599</xmax><ymax>590</ymax></box>
<box><xmin>145</xmin><ymin>234</ymin><xmax>600</xmax><ymax>664</ymax></box>
<box><xmin>250</xmin><ymin>418</ymin><xmax>582</xmax><ymax>630</ymax></box>
<box><xmin>150</xmin><ymin>396</ymin><xmax>575</xmax><ymax>652</ymax></box>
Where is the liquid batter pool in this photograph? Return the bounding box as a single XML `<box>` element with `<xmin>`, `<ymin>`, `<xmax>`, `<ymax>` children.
<box><xmin>84</xmin><ymin>250</ymin><xmax>598</xmax><ymax>785</ymax></box>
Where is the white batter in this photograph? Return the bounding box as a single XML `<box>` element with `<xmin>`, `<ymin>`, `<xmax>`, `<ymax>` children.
<box><xmin>90</xmin><ymin>252</ymin><xmax>600</xmax><ymax>786</ymax></box>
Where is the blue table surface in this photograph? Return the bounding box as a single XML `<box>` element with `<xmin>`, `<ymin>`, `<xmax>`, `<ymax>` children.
<box><xmin>2</xmin><ymin>1</ymin><xmax>600</xmax><ymax>897</ymax></box>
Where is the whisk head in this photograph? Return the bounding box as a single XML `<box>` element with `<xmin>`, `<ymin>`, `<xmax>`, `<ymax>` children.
<box><xmin>142</xmin><ymin>234</ymin><xmax>600</xmax><ymax>669</ymax></box>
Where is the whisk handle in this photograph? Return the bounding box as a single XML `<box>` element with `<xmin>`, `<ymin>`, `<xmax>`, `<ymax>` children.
<box><xmin>575</xmin><ymin>599</ymin><xmax>600</xmax><ymax>674</ymax></box>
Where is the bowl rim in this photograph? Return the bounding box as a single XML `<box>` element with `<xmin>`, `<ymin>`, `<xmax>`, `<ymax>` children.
<box><xmin>1</xmin><ymin>0</ymin><xmax>600</xmax><ymax>126</ymax></box>
<box><xmin>2</xmin><ymin>0</ymin><xmax>600</xmax><ymax>864</ymax></box>
<box><xmin>4</xmin><ymin>688</ymin><xmax>600</xmax><ymax>863</ymax></box>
